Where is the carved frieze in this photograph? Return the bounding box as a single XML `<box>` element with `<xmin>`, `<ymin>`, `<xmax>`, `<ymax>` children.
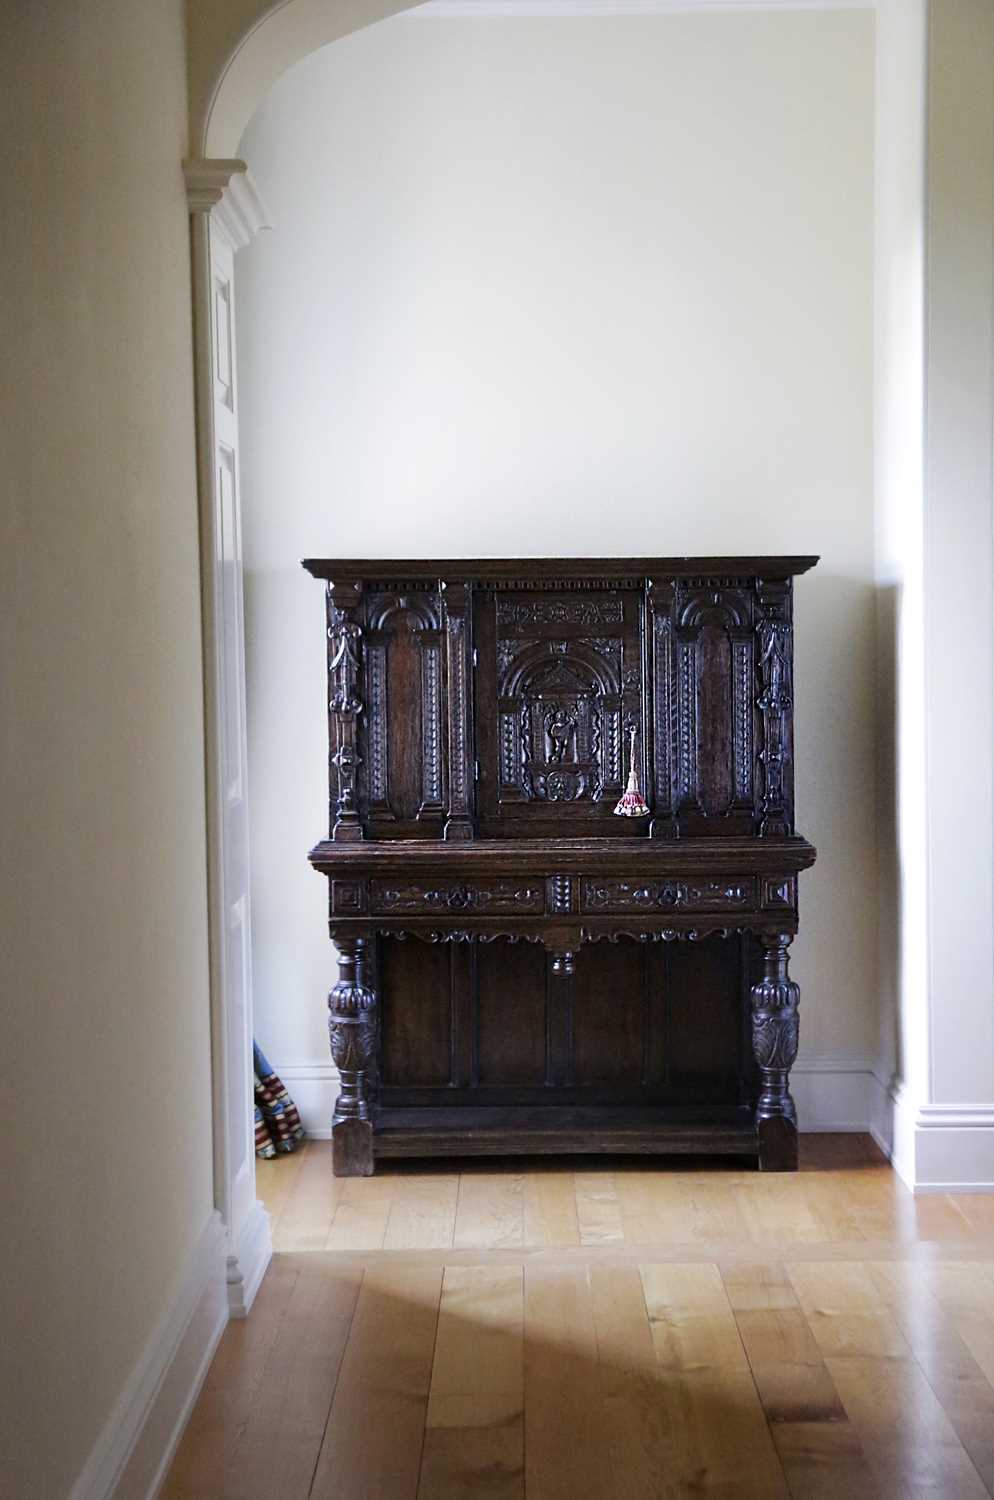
<box><xmin>497</xmin><ymin>598</ymin><xmax>624</xmax><ymax>626</ymax></box>
<box><xmin>370</xmin><ymin>879</ymin><xmax>544</xmax><ymax>915</ymax></box>
<box><xmin>581</xmin><ymin>877</ymin><xmax>755</xmax><ymax>912</ymax></box>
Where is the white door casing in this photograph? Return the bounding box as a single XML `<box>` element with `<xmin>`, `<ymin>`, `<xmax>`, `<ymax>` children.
<box><xmin>185</xmin><ymin>161</ymin><xmax>272</xmax><ymax>1315</ymax></box>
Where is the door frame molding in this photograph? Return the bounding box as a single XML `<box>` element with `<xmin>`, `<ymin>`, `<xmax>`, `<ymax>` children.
<box><xmin>186</xmin><ymin>159</ymin><xmax>273</xmax><ymax>1315</ymax></box>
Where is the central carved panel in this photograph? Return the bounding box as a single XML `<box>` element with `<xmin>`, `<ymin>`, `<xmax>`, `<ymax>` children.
<box><xmin>479</xmin><ymin>589</ymin><xmax>644</xmax><ymax>831</ymax></box>
<box><xmin>501</xmin><ymin>639</ymin><xmax>619</xmax><ymax>804</ymax></box>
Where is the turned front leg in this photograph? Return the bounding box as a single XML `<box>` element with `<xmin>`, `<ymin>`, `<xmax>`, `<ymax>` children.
<box><xmin>328</xmin><ymin>934</ymin><xmax>377</xmax><ymax>1176</ymax></box>
<box><xmin>751</xmin><ymin>932</ymin><xmax>800</xmax><ymax>1171</ymax></box>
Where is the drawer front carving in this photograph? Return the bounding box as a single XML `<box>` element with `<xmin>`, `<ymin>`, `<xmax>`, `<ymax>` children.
<box><xmin>370</xmin><ymin>879</ymin><xmax>545</xmax><ymax>915</ymax></box>
<box><xmin>581</xmin><ymin>877</ymin><xmax>756</xmax><ymax>913</ymax></box>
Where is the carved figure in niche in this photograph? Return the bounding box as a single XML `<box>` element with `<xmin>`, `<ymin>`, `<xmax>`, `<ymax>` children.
<box><xmin>759</xmin><ymin>622</ymin><xmax>791</xmax><ymax>709</ymax></box>
<box><xmin>545</xmin><ymin>706</ymin><xmax>577</xmax><ymax>764</ymax></box>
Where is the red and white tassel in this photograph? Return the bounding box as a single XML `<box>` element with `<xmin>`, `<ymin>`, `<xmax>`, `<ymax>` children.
<box><xmin>614</xmin><ymin>726</ymin><xmax>650</xmax><ymax>818</ymax></box>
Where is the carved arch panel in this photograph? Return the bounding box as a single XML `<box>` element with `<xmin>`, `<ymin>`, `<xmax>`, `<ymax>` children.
<box><xmin>672</xmin><ymin>581</ymin><xmax>757</xmax><ymax>837</ymax></box>
<box><xmin>475</xmin><ymin>588</ymin><xmax>646</xmax><ymax>834</ymax></box>
<box><xmin>360</xmin><ymin>591</ymin><xmax>445</xmax><ymax>835</ymax></box>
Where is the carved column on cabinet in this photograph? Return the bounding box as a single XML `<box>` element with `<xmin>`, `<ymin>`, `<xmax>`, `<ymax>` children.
<box><xmin>328</xmin><ymin>933</ymin><xmax>377</xmax><ymax>1176</ymax></box>
<box><xmin>755</xmin><ymin>579</ymin><xmax>793</xmax><ymax>837</ymax></box>
<box><xmin>443</xmin><ymin>580</ymin><xmax>474</xmax><ymax>840</ymax></box>
<box><xmin>647</xmin><ymin>577</ymin><xmax>677</xmax><ymax>838</ymax></box>
<box><xmin>327</xmin><ymin>580</ymin><xmax>364</xmax><ymax>842</ymax></box>
<box><xmin>751</xmin><ymin>931</ymin><xmax>800</xmax><ymax>1171</ymax></box>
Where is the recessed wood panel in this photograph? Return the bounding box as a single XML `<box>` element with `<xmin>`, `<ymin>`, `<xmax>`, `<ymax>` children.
<box><xmin>385</xmin><ymin>625</ymin><xmax>423</xmax><ymax>822</ymax></box>
<box><xmin>697</xmin><ymin>621</ymin><xmax>734</xmax><ymax>818</ymax></box>
<box><xmin>379</xmin><ymin>938</ymin><xmax>451</xmax><ymax>1087</ymax></box>
<box><xmin>476</xmin><ymin>942</ymin><xmax>547</xmax><ymax>1085</ymax></box>
<box><xmin>666</xmin><ymin>936</ymin><xmax>742</xmax><ymax>1100</ymax></box>
<box><xmin>573</xmin><ymin>943</ymin><xmax>646</xmax><ymax>1085</ymax></box>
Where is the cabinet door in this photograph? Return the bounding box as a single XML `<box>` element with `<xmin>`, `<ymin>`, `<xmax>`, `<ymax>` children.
<box><xmin>359</xmin><ymin>590</ymin><xmax>445</xmax><ymax>837</ymax></box>
<box><xmin>670</xmin><ymin>578</ymin><xmax>759</xmax><ymax>837</ymax></box>
<box><xmin>475</xmin><ymin>586</ymin><xmax>646</xmax><ymax>835</ymax></box>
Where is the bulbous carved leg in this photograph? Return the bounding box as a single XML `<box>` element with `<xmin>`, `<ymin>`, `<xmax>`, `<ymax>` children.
<box><xmin>328</xmin><ymin>934</ymin><xmax>377</xmax><ymax>1176</ymax></box>
<box><xmin>751</xmin><ymin>932</ymin><xmax>800</xmax><ymax>1171</ymax></box>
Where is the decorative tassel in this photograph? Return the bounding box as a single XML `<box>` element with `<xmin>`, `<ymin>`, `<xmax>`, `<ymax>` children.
<box><xmin>614</xmin><ymin>725</ymin><xmax>650</xmax><ymax>818</ymax></box>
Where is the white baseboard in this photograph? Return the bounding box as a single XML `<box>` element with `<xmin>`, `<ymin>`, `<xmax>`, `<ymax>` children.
<box><xmin>279</xmin><ymin>1054</ymin><xmax>994</xmax><ymax>1188</ymax></box>
<box><xmin>887</xmin><ymin>1086</ymin><xmax>994</xmax><ymax>1193</ymax></box>
<box><xmin>791</xmin><ymin>1052</ymin><xmax>882</xmax><ymax>1132</ymax></box>
<box><xmin>274</xmin><ymin>1060</ymin><xmax>338</xmax><ymax>1139</ymax></box>
<box><xmin>69</xmin><ymin>1211</ymin><xmax>228</xmax><ymax>1500</ymax></box>
<box><xmin>276</xmin><ymin>1052</ymin><xmax>888</xmax><ymax>1139</ymax></box>
<box><xmin>227</xmin><ymin>1199</ymin><xmax>273</xmax><ymax>1318</ymax></box>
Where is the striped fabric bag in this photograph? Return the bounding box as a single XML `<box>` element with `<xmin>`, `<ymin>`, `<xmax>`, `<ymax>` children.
<box><xmin>253</xmin><ymin>1042</ymin><xmax>305</xmax><ymax>1157</ymax></box>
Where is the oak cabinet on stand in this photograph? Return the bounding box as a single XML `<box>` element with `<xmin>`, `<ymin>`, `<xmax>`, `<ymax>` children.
<box><xmin>302</xmin><ymin>557</ymin><xmax>817</xmax><ymax>1175</ymax></box>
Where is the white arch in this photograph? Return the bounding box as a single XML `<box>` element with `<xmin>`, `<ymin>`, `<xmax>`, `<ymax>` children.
<box><xmin>189</xmin><ymin>0</ymin><xmax>419</xmax><ymax>157</ymax></box>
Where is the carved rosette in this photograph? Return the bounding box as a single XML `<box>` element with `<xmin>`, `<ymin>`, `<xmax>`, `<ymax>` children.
<box><xmin>328</xmin><ymin>937</ymin><xmax>377</xmax><ymax>1123</ymax></box>
<box><xmin>750</xmin><ymin>932</ymin><xmax>799</xmax><ymax>1126</ymax></box>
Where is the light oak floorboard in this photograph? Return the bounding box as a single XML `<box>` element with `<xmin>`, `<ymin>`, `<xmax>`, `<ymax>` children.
<box><xmin>522</xmin><ymin>1171</ymin><xmax>580</xmax><ymax>1247</ymax></box>
<box><xmin>163</xmin><ymin>1141</ymin><xmax>994</xmax><ymax>1500</ymax></box>
<box><xmin>454</xmin><ymin>1172</ymin><xmax>524</xmax><ymax>1250</ymax></box>
<box><xmin>523</xmin><ymin>1264</ymin><xmax>613</xmax><ymax>1500</ymax></box>
<box><xmin>419</xmin><ymin>1265</ymin><xmax>524</xmax><ymax>1499</ymax></box>
<box><xmin>574</xmin><ymin>1170</ymin><xmax>624</xmax><ymax>1246</ymax></box>
<box><xmin>384</xmin><ymin>1174</ymin><xmax>460</xmax><ymax>1251</ymax></box>
<box><xmin>309</xmin><ymin>1264</ymin><xmax>443</xmax><ymax>1500</ymax></box>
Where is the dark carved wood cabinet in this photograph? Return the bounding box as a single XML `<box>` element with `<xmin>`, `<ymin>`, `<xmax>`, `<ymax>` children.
<box><xmin>302</xmin><ymin>557</ymin><xmax>817</xmax><ymax>1175</ymax></box>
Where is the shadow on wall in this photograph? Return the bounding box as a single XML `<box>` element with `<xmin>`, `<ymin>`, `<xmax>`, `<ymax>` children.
<box><xmin>789</xmin><ymin>567</ymin><xmax>879</xmax><ymax>1066</ymax></box>
<box><xmin>874</xmin><ymin>581</ymin><xmax>903</xmax><ymax>1110</ymax></box>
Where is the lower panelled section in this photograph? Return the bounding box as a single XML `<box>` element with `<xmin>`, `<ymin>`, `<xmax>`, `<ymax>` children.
<box><xmin>377</xmin><ymin>932</ymin><xmax>757</xmax><ymax>1113</ymax></box>
<box><xmin>373</xmin><ymin>1104</ymin><xmax>758</xmax><ymax>1158</ymax></box>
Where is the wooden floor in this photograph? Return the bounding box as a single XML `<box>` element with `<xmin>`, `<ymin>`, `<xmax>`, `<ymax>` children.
<box><xmin>164</xmin><ymin>1137</ymin><xmax>994</xmax><ymax>1499</ymax></box>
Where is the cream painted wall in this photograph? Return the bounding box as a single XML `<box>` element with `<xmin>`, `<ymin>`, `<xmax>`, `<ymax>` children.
<box><xmin>0</xmin><ymin>2</ymin><xmax>214</xmax><ymax>1495</ymax></box>
<box><xmin>236</xmin><ymin>8</ymin><xmax>878</xmax><ymax>1105</ymax></box>
<box><xmin>873</xmin><ymin>0</ymin><xmax>928</xmax><ymax>1129</ymax></box>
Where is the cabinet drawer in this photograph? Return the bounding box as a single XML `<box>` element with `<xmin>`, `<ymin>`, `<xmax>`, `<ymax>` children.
<box><xmin>369</xmin><ymin>879</ymin><xmax>545</xmax><ymax>916</ymax></box>
<box><xmin>580</xmin><ymin>877</ymin><xmax>756</xmax><ymax>914</ymax></box>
